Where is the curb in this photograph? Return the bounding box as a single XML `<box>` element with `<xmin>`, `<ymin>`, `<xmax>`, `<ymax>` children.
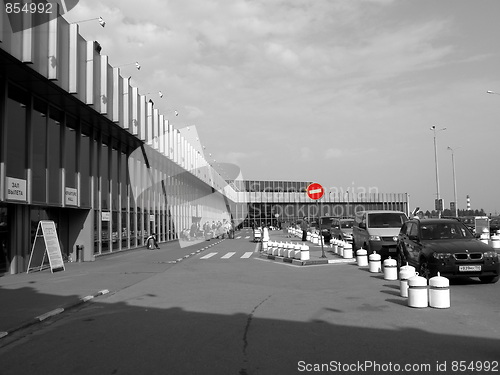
<box><xmin>1</xmin><ymin>289</ymin><xmax>110</xmax><ymax>340</ymax></box>
<box><xmin>259</xmin><ymin>253</ymin><xmax>356</xmax><ymax>266</ymax></box>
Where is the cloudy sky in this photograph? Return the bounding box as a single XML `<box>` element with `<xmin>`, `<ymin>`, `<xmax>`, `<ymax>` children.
<box><xmin>64</xmin><ymin>0</ymin><xmax>500</xmax><ymax>214</ymax></box>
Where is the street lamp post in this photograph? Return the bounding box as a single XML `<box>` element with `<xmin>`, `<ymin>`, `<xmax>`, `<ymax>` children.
<box><xmin>447</xmin><ymin>146</ymin><xmax>460</xmax><ymax>217</ymax></box>
<box><xmin>430</xmin><ymin>126</ymin><xmax>446</xmax><ymax>218</ymax></box>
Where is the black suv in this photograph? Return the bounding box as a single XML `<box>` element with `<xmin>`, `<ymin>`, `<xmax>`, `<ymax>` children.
<box><xmin>397</xmin><ymin>218</ymin><xmax>499</xmax><ymax>283</ymax></box>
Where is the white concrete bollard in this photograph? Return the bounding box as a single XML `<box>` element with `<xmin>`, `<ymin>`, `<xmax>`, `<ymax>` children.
<box><xmin>356</xmin><ymin>248</ymin><xmax>368</xmax><ymax>267</ymax></box>
<box><xmin>399</xmin><ymin>268</ymin><xmax>415</xmax><ymax>298</ymax></box>
<box><xmin>343</xmin><ymin>242</ymin><xmax>353</xmax><ymax>259</ymax></box>
<box><xmin>429</xmin><ymin>272</ymin><xmax>450</xmax><ymax>309</ymax></box>
<box><xmin>490</xmin><ymin>234</ymin><xmax>500</xmax><ymax>250</ymax></box>
<box><xmin>408</xmin><ymin>274</ymin><xmax>428</xmax><ymax>308</ymax></box>
<box><xmin>267</xmin><ymin>241</ymin><xmax>274</xmax><ymax>255</ymax></box>
<box><xmin>368</xmin><ymin>251</ymin><xmax>381</xmax><ymax>273</ymax></box>
<box><xmin>338</xmin><ymin>242</ymin><xmax>344</xmax><ymax>257</ymax></box>
<box><xmin>300</xmin><ymin>244</ymin><xmax>310</xmax><ymax>261</ymax></box>
<box><xmin>294</xmin><ymin>243</ymin><xmax>302</xmax><ymax>259</ymax></box>
<box><xmin>306</xmin><ymin>232</ymin><xmax>311</xmax><ymax>242</ymax></box>
<box><xmin>276</xmin><ymin>242</ymin><xmax>283</xmax><ymax>256</ymax></box>
<box><xmin>383</xmin><ymin>257</ymin><xmax>398</xmax><ymax>280</ymax></box>
<box><xmin>332</xmin><ymin>239</ymin><xmax>338</xmax><ymax>254</ymax></box>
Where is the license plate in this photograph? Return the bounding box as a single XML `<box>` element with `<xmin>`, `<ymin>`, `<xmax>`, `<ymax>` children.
<box><xmin>459</xmin><ymin>265</ymin><xmax>481</xmax><ymax>272</ymax></box>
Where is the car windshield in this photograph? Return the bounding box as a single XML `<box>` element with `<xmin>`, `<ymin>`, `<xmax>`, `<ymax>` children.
<box><xmin>340</xmin><ymin>220</ymin><xmax>353</xmax><ymax>229</ymax></box>
<box><xmin>367</xmin><ymin>213</ymin><xmax>406</xmax><ymax>228</ymax></box>
<box><xmin>420</xmin><ymin>222</ymin><xmax>474</xmax><ymax>240</ymax></box>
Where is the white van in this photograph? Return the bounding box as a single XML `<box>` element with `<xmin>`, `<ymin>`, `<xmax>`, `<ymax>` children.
<box><xmin>352</xmin><ymin>210</ymin><xmax>408</xmax><ymax>259</ymax></box>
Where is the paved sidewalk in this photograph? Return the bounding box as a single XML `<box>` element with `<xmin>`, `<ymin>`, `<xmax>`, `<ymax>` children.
<box><xmin>0</xmin><ymin>238</ymin><xmax>225</xmax><ymax>339</ymax></box>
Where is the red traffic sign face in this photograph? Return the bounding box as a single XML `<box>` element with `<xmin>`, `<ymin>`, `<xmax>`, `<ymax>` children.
<box><xmin>306</xmin><ymin>183</ymin><xmax>324</xmax><ymax>200</ymax></box>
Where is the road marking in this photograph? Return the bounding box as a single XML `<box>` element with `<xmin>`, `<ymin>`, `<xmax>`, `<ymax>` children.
<box><xmin>245</xmin><ymin>236</ymin><xmax>250</xmax><ymax>239</ymax></box>
<box><xmin>241</xmin><ymin>252</ymin><xmax>253</xmax><ymax>258</ymax></box>
<box><xmin>221</xmin><ymin>252</ymin><xmax>236</xmax><ymax>259</ymax></box>
<box><xmin>200</xmin><ymin>252</ymin><xmax>217</xmax><ymax>259</ymax></box>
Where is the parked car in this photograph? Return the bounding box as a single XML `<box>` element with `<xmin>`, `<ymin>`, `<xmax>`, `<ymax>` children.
<box><xmin>330</xmin><ymin>217</ymin><xmax>354</xmax><ymax>243</ymax></box>
<box><xmin>489</xmin><ymin>216</ymin><xmax>500</xmax><ymax>235</ymax></box>
<box><xmin>458</xmin><ymin>216</ymin><xmax>475</xmax><ymax>233</ymax></box>
<box><xmin>397</xmin><ymin>218</ymin><xmax>499</xmax><ymax>283</ymax></box>
<box><xmin>352</xmin><ymin>210</ymin><xmax>408</xmax><ymax>259</ymax></box>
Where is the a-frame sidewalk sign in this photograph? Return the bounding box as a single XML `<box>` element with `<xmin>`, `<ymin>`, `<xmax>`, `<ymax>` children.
<box><xmin>27</xmin><ymin>220</ymin><xmax>65</xmax><ymax>273</ymax></box>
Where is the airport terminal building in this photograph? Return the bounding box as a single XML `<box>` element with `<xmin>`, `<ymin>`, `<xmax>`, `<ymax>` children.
<box><xmin>0</xmin><ymin>7</ymin><xmax>407</xmax><ymax>275</ymax></box>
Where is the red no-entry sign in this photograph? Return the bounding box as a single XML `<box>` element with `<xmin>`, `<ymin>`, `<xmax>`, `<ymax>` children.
<box><xmin>306</xmin><ymin>182</ymin><xmax>324</xmax><ymax>200</ymax></box>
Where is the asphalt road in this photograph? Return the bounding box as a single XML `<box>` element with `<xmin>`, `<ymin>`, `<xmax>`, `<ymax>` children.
<box><xmin>0</xmin><ymin>230</ymin><xmax>499</xmax><ymax>375</ymax></box>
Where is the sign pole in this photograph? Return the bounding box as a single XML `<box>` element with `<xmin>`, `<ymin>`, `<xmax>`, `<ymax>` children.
<box><xmin>317</xmin><ymin>198</ymin><xmax>326</xmax><ymax>258</ymax></box>
<box><xmin>306</xmin><ymin>183</ymin><xmax>326</xmax><ymax>258</ymax></box>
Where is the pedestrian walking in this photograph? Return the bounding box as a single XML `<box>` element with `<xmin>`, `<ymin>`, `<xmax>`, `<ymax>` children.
<box><xmin>301</xmin><ymin>218</ymin><xmax>308</xmax><ymax>241</ymax></box>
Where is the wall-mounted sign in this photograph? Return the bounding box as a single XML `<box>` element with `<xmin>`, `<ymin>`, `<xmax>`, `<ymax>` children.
<box><xmin>65</xmin><ymin>187</ymin><xmax>78</xmax><ymax>206</ymax></box>
<box><xmin>6</xmin><ymin>177</ymin><xmax>27</xmax><ymax>202</ymax></box>
<box><xmin>101</xmin><ymin>212</ymin><xmax>111</xmax><ymax>222</ymax></box>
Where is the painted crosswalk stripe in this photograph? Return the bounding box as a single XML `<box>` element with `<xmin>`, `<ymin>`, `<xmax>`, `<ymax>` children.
<box><xmin>241</xmin><ymin>252</ymin><xmax>253</xmax><ymax>259</ymax></box>
<box><xmin>200</xmin><ymin>252</ymin><xmax>217</xmax><ymax>259</ymax></box>
<box><xmin>221</xmin><ymin>252</ymin><xmax>236</xmax><ymax>259</ymax></box>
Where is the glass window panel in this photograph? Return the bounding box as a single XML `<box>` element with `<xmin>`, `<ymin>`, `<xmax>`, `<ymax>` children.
<box><xmin>111</xmin><ymin>148</ymin><xmax>119</xmax><ymax>211</ymax></box>
<box><xmin>129</xmin><ymin>209</ymin><xmax>136</xmax><ymax>247</ymax></box>
<box><xmin>92</xmin><ymin>137</ymin><xmax>99</xmax><ymax>208</ymax></box>
<box><xmin>101</xmin><ymin>217</ymin><xmax>110</xmax><ymax>253</ymax></box>
<box><xmin>121</xmin><ymin>211</ymin><xmax>128</xmax><ymax>249</ymax></box>
<box><xmin>31</xmin><ymin>98</ymin><xmax>47</xmax><ymax>203</ymax></box>
<box><xmin>101</xmin><ymin>144</ymin><xmax>109</xmax><ymax>210</ymax></box>
<box><xmin>64</xmin><ymin>126</ymin><xmax>77</xmax><ymax>188</ymax></box>
<box><xmin>112</xmin><ymin>211</ymin><xmax>119</xmax><ymax>250</ymax></box>
<box><xmin>80</xmin><ymin>135</ymin><xmax>91</xmax><ymax>208</ymax></box>
<box><xmin>121</xmin><ymin>152</ymin><xmax>128</xmax><ymax>209</ymax></box>
<box><xmin>6</xmin><ymin>85</ymin><xmax>28</xmax><ymax>179</ymax></box>
<box><xmin>47</xmin><ymin>108</ymin><xmax>61</xmax><ymax>205</ymax></box>
<box><xmin>94</xmin><ymin>210</ymin><xmax>99</xmax><ymax>254</ymax></box>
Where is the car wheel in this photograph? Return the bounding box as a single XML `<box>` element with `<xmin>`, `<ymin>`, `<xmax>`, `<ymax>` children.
<box><xmin>479</xmin><ymin>275</ymin><xmax>500</xmax><ymax>284</ymax></box>
<box><xmin>418</xmin><ymin>258</ymin><xmax>431</xmax><ymax>279</ymax></box>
